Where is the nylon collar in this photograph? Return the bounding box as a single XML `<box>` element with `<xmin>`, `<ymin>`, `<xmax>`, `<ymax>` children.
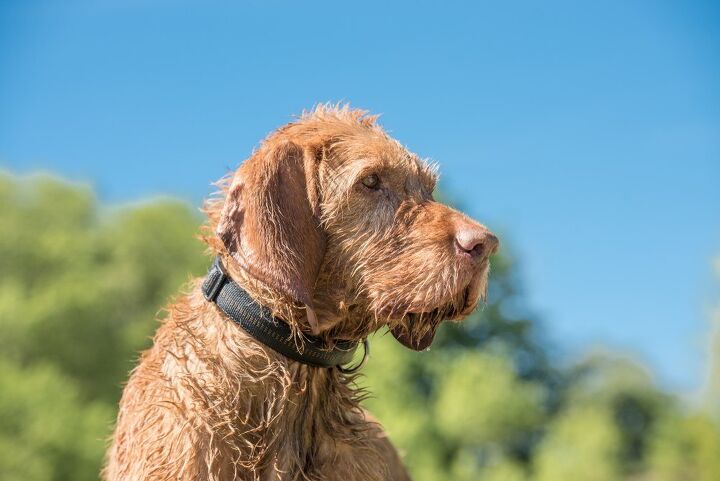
<box><xmin>202</xmin><ymin>257</ymin><xmax>364</xmax><ymax>370</ymax></box>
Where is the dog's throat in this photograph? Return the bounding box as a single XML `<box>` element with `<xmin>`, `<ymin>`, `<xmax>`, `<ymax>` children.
<box><xmin>201</xmin><ymin>257</ymin><xmax>360</xmax><ymax>369</ymax></box>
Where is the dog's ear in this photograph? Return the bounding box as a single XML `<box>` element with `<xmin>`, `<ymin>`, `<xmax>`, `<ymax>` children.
<box><xmin>217</xmin><ymin>140</ymin><xmax>325</xmax><ymax>333</ymax></box>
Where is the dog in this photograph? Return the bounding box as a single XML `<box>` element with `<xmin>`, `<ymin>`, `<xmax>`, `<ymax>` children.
<box><xmin>103</xmin><ymin>105</ymin><xmax>498</xmax><ymax>481</ymax></box>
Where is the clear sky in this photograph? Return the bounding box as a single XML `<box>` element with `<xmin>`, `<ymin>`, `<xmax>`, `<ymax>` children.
<box><xmin>1</xmin><ymin>0</ymin><xmax>719</xmax><ymax>392</ymax></box>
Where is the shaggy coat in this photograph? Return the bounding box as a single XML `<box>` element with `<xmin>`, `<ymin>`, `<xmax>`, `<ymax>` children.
<box><xmin>104</xmin><ymin>105</ymin><xmax>498</xmax><ymax>481</ymax></box>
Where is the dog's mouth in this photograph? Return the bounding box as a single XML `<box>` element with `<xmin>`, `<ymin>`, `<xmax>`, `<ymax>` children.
<box><xmin>389</xmin><ymin>286</ymin><xmax>473</xmax><ymax>351</ymax></box>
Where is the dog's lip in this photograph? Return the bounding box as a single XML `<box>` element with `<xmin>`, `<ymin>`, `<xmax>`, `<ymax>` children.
<box><xmin>391</xmin><ymin>322</ymin><xmax>438</xmax><ymax>351</ymax></box>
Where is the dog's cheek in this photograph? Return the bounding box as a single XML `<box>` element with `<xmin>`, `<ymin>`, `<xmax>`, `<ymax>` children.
<box><xmin>361</xmin><ymin>246</ymin><xmax>443</xmax><ymax>312</ymax></box>
<box><xmin>405</xmin><ymin>246</ymin><xmax>464</xmax><ymax>308</ymax></box>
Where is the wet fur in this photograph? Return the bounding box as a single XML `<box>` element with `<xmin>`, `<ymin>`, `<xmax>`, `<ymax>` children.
<box><xmin>104</xmin><ymin>105</ymin><xmax>494</xmax><ymax>481</ymax></box>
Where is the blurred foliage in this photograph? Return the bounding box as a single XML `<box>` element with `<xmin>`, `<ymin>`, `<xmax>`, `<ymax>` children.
<box><xmin>0</xmin><ymin>172</ymin><xmax>718</xmax><ymax>480</ymax></box>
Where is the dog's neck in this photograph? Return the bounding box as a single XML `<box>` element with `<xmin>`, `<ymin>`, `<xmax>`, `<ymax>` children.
<box><xmin>203</xmin><ymin>256</ymin><xmax>362</xmax><ymax>370</ymax></box>
<box><xmin>177</xmin><ymin>283</ymin><xmax>386</xmax><ymax>480</ymax></box>
<box><xmin>217</xmin><ymin>253</ymin><xmax>309</xmax><ymax>332</ymax></box>
<box><xmin>217</xmin><ymin>251</ymin><xmax>368</xmax><ymax>340</ymax></box>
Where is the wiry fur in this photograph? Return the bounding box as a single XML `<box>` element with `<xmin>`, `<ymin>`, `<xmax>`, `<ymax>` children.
<box><xmin>104</xmin><ymin>104</ymin><xmax>497</xmax><ymax>481</ymax></box>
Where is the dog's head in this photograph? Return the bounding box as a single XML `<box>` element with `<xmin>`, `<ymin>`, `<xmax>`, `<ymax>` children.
<box><xmin>207</xmin><ymin>105</ymin><xmax>498</xmax><ymax>351</ymax></box>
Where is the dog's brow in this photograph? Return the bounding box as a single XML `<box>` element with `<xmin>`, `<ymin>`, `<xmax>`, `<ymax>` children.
<box><xmin>415</xmin><ymin>157</ymin><xmax>438</xmax><ymax>191</ymax></box>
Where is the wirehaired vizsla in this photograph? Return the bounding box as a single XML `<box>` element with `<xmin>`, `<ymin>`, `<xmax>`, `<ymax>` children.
<box><xmin>104</xmin><ymin>105</ymin><xmax>498</xmax><ymax>481</ymax></box>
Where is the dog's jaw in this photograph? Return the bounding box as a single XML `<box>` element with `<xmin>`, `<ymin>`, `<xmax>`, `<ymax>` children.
<box><xmin>388</xmin><ymin>259</ymin><xmax>490</xmax><ymax>351</ymax></box>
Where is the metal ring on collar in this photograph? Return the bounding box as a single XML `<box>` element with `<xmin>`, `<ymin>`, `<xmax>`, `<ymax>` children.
<box><xmin>338</xmin><ymin>338</ymin><xmax>370</xmax><ymax>374</ymax></box>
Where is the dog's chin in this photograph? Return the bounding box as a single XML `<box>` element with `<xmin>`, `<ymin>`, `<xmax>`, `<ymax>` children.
<box><xmin>389</xmin><ymin>286</ymin><xmax>481</xmax><ymax>351</ymax></box>
<box><xmin>389</xmin><ymin>302</ymin><xmax>468</xmax><ymax>351</ymax></box>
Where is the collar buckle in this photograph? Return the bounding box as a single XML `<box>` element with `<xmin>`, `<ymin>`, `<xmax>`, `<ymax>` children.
<box><xmin>202</xmin><ymin>258</ymin><xmax>227</xmax><ymax>302</ymax></box>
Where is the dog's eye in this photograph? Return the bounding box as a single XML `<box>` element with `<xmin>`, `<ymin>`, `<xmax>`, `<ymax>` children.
<box><xmin>361</xmin><ymin>174</ymin><xmax>380</xmax><ymax>190</ymax></box>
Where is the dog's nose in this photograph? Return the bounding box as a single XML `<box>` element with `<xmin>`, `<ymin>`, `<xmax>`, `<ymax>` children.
<box><xmin>455</xmin><ymin>224</ymin><xmax>499</xmax><ymax>261</ymax></box>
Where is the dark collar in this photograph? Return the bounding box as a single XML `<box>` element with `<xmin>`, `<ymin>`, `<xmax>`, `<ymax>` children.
<box><xmin>202</xmin><ymin>257</ymin><xmax>362</xmax><ymax>369</ymax></box>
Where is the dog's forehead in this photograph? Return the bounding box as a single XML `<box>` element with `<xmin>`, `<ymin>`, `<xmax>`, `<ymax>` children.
<box><xmin>380</xmin><ymin>135</ymin><xmax>438</xmax><ymax>188</ymax></box>
<box><xmin>329</xmin><ymin>133</ymin><xmax>437</xmax><ymax>186</ymax></box>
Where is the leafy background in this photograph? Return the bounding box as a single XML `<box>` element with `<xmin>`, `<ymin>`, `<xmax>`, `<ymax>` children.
<box><xmin>1</xmin><ymin>172</ymin><xmax>718</xmax><ymax>481</ymax></box>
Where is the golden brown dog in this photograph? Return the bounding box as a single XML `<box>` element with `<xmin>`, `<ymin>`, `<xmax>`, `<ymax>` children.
<box><xmin>104</xmin><ymin>105</ymin><xmax>498</xmax><ymax>481</ymax></box>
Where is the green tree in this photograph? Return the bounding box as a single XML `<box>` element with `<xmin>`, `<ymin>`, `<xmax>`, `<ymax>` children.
<box><xmin>647</xmin><ymin>413</ymin><xmax>720</xmax><ymax>481</ymax></box>
<box><xmin>645</xmin><ymin>258</ymin><xmax>720</xmax><ymax>481</ymax></box>
<box><xmin>0</xmin><ymin>173</ymin><xmax>208</xmax><ymax>480</ymax></box>
<box><xmin>435</xmin><ymin>352</ymin><xmax>544</xmax><ymax>446</ymax></box>
<box><xmin>534</xmin><ymin>404</ymin><xmax>620</xmax><ymax>481</ymax></box>
<box><xmin>0</xmin><ymin>359</ymin><xmax>112</xmax><ymax>481</ymax></box>
<box><xmin>0</xmin><ymin>173</ymin><xmax>207</xmax><ymax>402</ymax></box>
<box><xmin>564</xmin><ymin>351</ymin><xmax>675</xmax><ymax>475</ymax></box>
<box><xmin>702</xmin><ymin>256</ymin><xmax>720</xmax><ymax>422</ymax></box>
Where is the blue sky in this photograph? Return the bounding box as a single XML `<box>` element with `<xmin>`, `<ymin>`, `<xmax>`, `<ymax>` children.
<box><xmin>1</xmin><ymin>0</ymin><xmax>719</xmax><ymax>392</ymax></box>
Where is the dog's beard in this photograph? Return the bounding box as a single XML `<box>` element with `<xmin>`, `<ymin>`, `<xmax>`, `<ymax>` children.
<box><xmin>388</xmin><ymin>262</ymin><xmax>489</xmax><ymax>351</ymax></box>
